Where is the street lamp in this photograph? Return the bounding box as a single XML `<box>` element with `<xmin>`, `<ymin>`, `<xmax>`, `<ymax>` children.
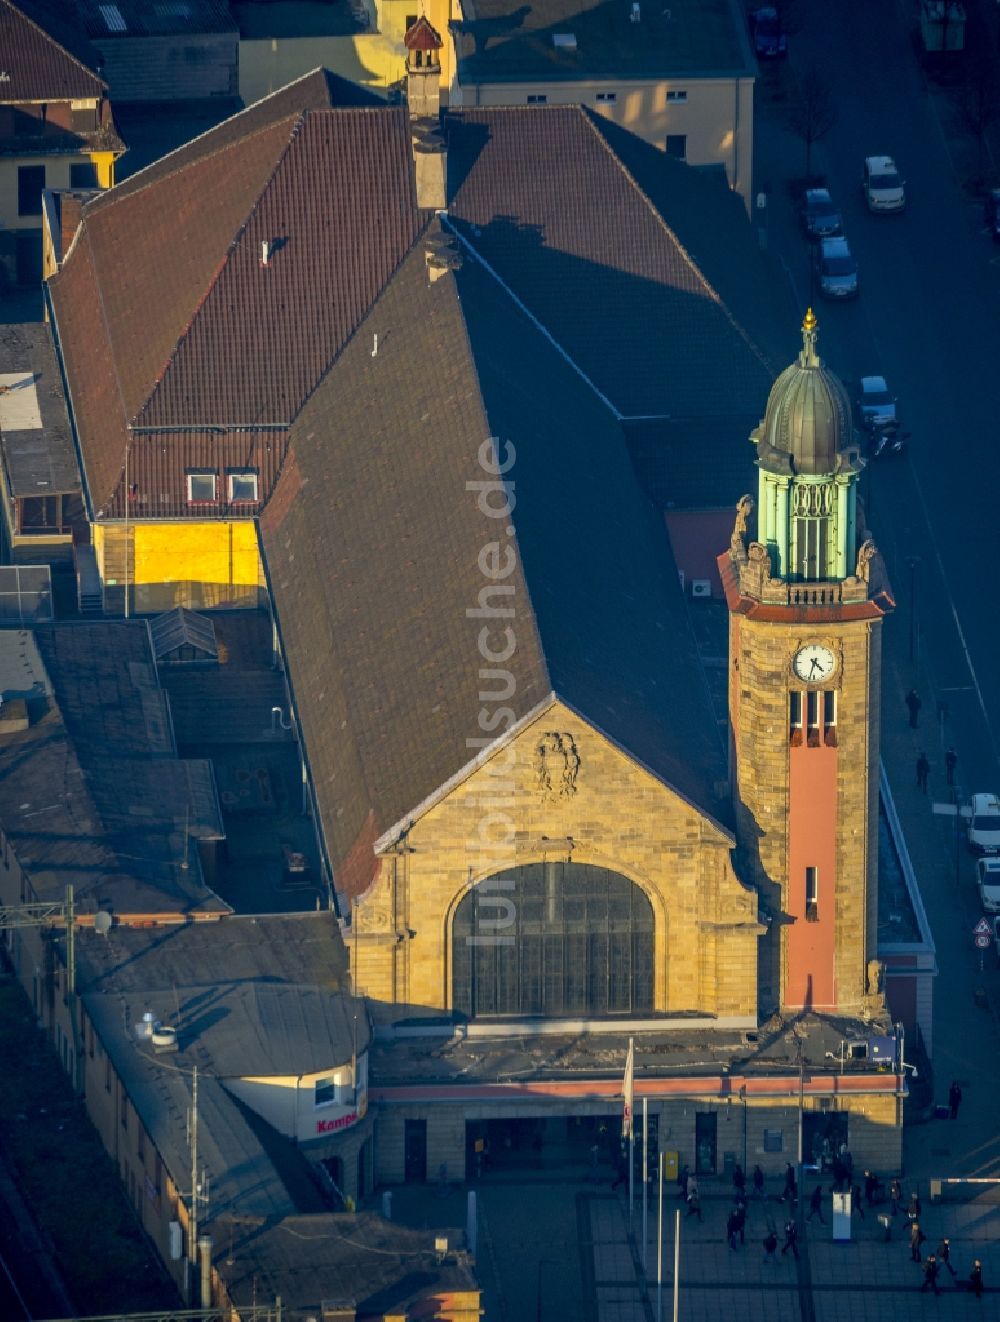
<box><xmin>739</xmin><ymin>1084</ymin><xmax>748</xmax><ymax>1173</ymax></box>
<box><xmin>905</xmin><ymin>555</ymin><xmax>921</xmax><ymax>662</ymax></box>
<box><xmin>535</xmin><ymin>1258</ymin><xmax>556</xmax><ymax>1322</ymax></box>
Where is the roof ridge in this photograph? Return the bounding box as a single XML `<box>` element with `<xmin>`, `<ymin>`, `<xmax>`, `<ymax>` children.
<box><xmin>132</xmin><ymin>113</ymin><xmax>307</xmax><ymax>427</ymax></box>
<box><xmin>579</xmin><ymin>106</ymin><xmax>775</xmax><ymax>384</ymax></box>
<box><xmin>89</xmin><ymin>111</ymin><xmax>304</xmax><ymax>212</ymax></box>
<box><xmin>3</xmin><ymin>0</ymin><xmax>106</xmax><ymax>92</ymax></box>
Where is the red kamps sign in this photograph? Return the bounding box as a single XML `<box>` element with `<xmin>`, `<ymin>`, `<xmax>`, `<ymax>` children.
<box><xmin>316</xmin><ymin>1111</ymin><xmax>358</xmax><ymax>1135</ymax></box>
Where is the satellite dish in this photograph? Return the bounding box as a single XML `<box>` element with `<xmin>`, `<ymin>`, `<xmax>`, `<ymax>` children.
<box><xmin>93</xmin><ymin>910</ymin><xmax>112</xmax><ymax>937</ymax></box>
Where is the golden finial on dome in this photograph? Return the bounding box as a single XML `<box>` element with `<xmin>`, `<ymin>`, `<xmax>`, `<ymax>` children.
<box><xmin>799</xmin><ymin>307</ymin><xmax>819</xmax><ymax>367</ymax></box>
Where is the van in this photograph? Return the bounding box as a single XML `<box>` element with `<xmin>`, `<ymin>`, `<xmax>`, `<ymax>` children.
<box><xmin>863</xmin><ymin>156</ymin><xmax>905</xmax><ymax>213</ymax></box>
<box><xmin>977</xmin><ymin>857</ymin><xmax>1000</xmax><ymax>912</ymax></box>
<box><xmin>968</xmin><ymin>792</ymin><xmax>1000</xmax><ymax>854</ymax></box>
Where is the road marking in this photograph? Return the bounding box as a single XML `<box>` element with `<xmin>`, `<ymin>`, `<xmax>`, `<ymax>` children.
<box><xmin>932</xmin><ymin>803</ymin><xmax>958</xmax><ymax>816</ymax></box>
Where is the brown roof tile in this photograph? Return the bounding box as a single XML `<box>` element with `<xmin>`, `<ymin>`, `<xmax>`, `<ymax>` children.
<box><xmin>0</xmin><ymin>0</ymin><xmax>106</xmax><ymax>100</ymax></box>
<box><xmin>266</xmin><ymin>218</ymin><xmax>730</xmax><ymax>896</ymax></box>
<box><xmin>447</xmin><ymin>106</ymin><xmax>775</xmax><ymax>420</ymax></box>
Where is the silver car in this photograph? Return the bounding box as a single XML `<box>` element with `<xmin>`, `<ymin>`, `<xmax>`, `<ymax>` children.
<box><xmin>814</xmin><ymin>236</ymin><xmax>858</xmax><ymax>299</ymax></box>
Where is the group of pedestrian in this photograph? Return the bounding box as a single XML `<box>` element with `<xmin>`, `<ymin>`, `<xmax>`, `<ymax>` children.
<box><xmin>907</xmin><ymin>689</ymin><xmax>960</xmax><ymax>794</ymax></box>
<box><xmin>910</xmin><ymin>1215</ymin><xmax>985</xmax><ymax>1297</ymax></box>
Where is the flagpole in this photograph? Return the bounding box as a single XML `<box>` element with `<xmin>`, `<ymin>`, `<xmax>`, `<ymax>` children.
<box><xmin>642</xmin><ymin>1096</ymin><xmax>648</xmax><ymax>1273</ymax></box>
<box><xmin>628</xmin><ymin>1037</ymin><xmax>635</xmax><ymax>1228</ymax></box>
<box><xmin>656</xmin><ymin>1151</ymin><xmax>664</xmax><ymax>1322</ymax></box>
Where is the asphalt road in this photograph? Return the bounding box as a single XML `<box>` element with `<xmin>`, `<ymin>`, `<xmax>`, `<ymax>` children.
<box><xmin>754</xmin><ymin>0</ymin><xmax>1000</xmax><ymax>791</ymax></box>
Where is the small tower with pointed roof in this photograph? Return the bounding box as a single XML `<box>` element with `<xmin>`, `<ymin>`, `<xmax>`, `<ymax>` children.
<box><xmin>404</xmin><ymin>15</ymin><xmax>444</xmax><ymax>119</ymax></box>
<box><xmin>719</xmin><ymin>311</ymin><xmax>894</xmax><ymax>1018</ymax></box>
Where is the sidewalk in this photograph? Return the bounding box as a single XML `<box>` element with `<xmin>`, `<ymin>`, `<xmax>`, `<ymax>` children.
<box><xmin>879</xmin><ymin>593</ymin><xmax>1000</xmax><ymax>1185</ymax></box>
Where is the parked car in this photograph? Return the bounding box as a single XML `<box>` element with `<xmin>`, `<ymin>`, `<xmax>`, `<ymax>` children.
<box><xmin>800</xmin><ymin>187</ymin><xmax>842</xmax><ymax>239</ymax></box>
<box><xmin>863</xmin><ymin>156</ymin><xmax>905</xmax><ymax>212</ymax></box>
<box><xmin>855</xmin><ymin>375</ymin><xmax>904</xmax><ymax>454</ymax></box>
<box><xmin>984</xmin><ymin>188</ymin><xmax>1000</xmax><ymax>243</ymax></box>
<box><xmin>968</xmin><ymin>792</ymin><xmax>1000</xmax><ymax>854</ymax></box>
<box><xmin>814</xmin><ymin>236</ymin><xmax>859</xmax><ymax>299</ymax></box>
<box><xmin>749</xmin><ymin>6</ymin><xmax>787</xmax><ymax>57</ymax></box>
<box><xmin>977</xmin><ymin>857</ymin><xmax>1000</xmax><ymax>913</ymax></box>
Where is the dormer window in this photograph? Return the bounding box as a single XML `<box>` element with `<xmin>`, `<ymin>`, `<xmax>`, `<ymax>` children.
<box><xmin>186</xmin><ymin>471</ymin><xmax>217</xmax><ymax>503</ymax></box>
<box><xmin>227</xmin><ymin>470</ymin><xmax>258</xmax><ymax>503</ymax></box>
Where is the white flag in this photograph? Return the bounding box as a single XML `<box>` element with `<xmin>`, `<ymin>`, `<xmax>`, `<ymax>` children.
<box><xmin>622</xmin><ymin>1037</ymin><xmax>634</xmax><ymax>1140</ymax></box>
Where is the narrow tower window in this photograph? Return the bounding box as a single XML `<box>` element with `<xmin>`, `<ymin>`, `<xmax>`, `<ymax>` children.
<box><xmin>805</xmin><ymin>867</ymin><xmax>819</xmax><ymax>921</ymax></box>
<box><xmin>823</xmin><ymin>690</ymin><xmax>838</xmax><ymax>745</ymax></box>
<box><xmin>789</xmin><ymin>690</ymin><xmax>802</xmax><ymax>742</ymax></box>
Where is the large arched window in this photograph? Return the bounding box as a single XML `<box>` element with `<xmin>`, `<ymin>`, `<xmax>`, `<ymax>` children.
<box><xmin>452</xmin><ymin>861</ymin><xmax>654</xmax><ymax>1018</ymax></box>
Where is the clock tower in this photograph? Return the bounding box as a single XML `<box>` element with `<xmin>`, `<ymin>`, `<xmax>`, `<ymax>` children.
<box><xmin>719</xmin><ymin>310</ymin><xmax>894</xmax><ymax>1015</ymax></box>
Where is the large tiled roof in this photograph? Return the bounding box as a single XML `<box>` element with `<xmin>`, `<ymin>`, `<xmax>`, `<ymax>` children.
<box><xmin>447</xmin><ymin>106</ymin><xmax>776</xmax><ymax>421</ymax></box>
<box><xmin>50</xmin><ymin>88</ymin><xmax>421</xmax><ymax>515</ymax></box>
<box><xmin>452</xmin><ymin>0</ymin><xmax>754</xmax><ymax>82</ymax></box>
<box><xmin>264</xmin><ymin>219</ymin><xmax>730</xmax><ymax>897</ymax></box>
<box><xmin>0</xmin><ymin>0</ymin><xmax>106</xmax><ymax>101</ymax></box>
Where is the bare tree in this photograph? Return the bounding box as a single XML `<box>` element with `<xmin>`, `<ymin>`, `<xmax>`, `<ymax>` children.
<box><xmin>953</xmin><ymin>46</ymin><xmax>1000</xmax><ymax>175</ymax></box>
<box><xmin>787</xmin><ymin>65</ymin><xmax>839</xmax><ymax>180</ymax></box>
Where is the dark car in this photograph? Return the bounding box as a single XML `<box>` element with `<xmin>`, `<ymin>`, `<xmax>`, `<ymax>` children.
<box><xmin>800</xmin><ymin>187</ymin><xmax>842</xmax><ymax>239</ymax></box>
<box><xmin>749</xmin><ymin>6</ymin><xmax>787</xmax><ymax>57</ymax></box>
<box><xmin>985</xmin><ymin>189</ymin><xmax>1000</xmax><ymax>243</ymax></box>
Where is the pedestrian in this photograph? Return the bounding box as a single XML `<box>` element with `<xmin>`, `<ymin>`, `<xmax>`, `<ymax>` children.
<box><xmin>946</xmin><ymin>747</ymin><xmax>958</xmax><ymax>787</ymax></box>
<box><xmin>686</xmin><ymin>1186</ymin><xmax>702</xmax><ymax>1222</ymax></box>
<box><xmin>735</xmin><ymin>1201</ymin><xmax>746</xmax><ymax>1245</ymax></box>
<box><xmin>733</xmin><ymin>1161</ymin><xmax>746</xmax><ymax>1195</ymax></box>
<box><xmin>727</xmin><ymin>1210</ymin><xmax>740</xmax><ymax>1250</ymax></box>
<box><xmin>949</xmin><ymin>1080</ymin><xmax>963</xmax><ymax>1120</ymax></box>
<box><xmin>807</xmin><ymin>1186</ymin><xmax>826</xmax><ymax>1223</ymax></box>
<box><xmin>908</xmin><ymin>1191</ymin><xmax>922</xmax><ymax>1221</ymax></box>
<box><xmin>611</xmin><ymin>1149</ymin><xmax>628</xmax><ymax>1190</ymax></box>
<box><xmin>752</xmin><ymin>1164</ymin><xmax>765</xmax><ymax>1199</ymax></box>
<box><xmin>589</xmin><ymin>1142</ymin><xmax>599</xmax><ymax>1184</ymax></box>
<box><xmin>889</xmin><ymin>1178</ymin><xmax>902</xmax><ymax>1216</ymax></box>
<box><xmin>864</xmin><ymin>1170</ymin><xmax>879</xmax><ymax>1205</ymax></box>
<box><xmin>686</xmin><ymin>1172</ymin><xmax>698</xmax><ymax>1200</ymax></box>
<box><xmin>910</xmin><ymin>1220</ymin><xmax>926</xmax><ymax>1263</ymax></box>
<box><xmin>763</xmin><ymin>1227</ymin><xmax>778</xmax><ymax>1263</ymax></box>
<box><xmin>851</xmin><ymin>1182</ymin><xmax>866</xmax><ymax>1220</ymax></box>
<box><xmin>920</xmin><ymin>1254</ymin><xmax>940</xmax><ymax>1295</ymax></box>
<box><xmin>781</xmin><ymin>1162</ymin><xmax>797</xmax><ymax>1202</ymax></box>
<box><xmin>970</xmin><ymin>1259</ymin><xmax>984</xmax><ymax>1299</ymax></box>
<box><xmin>917</xmin><ymin>752</ymin><xmax>930</xmax><ymax>793</ymax></box>
<box><xmin>781</xmin><ymin>1218</ymin><xmax>799</xmax><ymax>1260</ymax></box>
<box><xmin>677</xmin><ymin>1162</ymin><xmax>689</xmax><ymax>1200</ymax></box>
<box><xmin>938</xmin><ymin>1239</ymin><xmax>957</xmax><ymax>1277</ymax></box>
<box><xmin>907</xmin><ymin>689</ymin><xmax>922</xmax><ymax>728</ymax></box>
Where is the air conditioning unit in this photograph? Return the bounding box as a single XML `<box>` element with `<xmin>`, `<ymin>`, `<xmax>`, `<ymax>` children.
<box><xmin>691</xmin><ymin>579</ymin><xmax>712</xmax><ymax>600</ymax></box>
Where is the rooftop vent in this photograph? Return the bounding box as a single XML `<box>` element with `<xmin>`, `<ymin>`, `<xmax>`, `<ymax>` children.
<box><xmin>135</xmin><ymin>1010</ymin><xmax>156</xmax><ymax>1042</ymax></box>
<box><xmin>552</xmin><ymin>32</ymin><xmax>578</xmax><ymax>48</ymax></box>
<box><xmin>151</xmin><ymin>1024</ymin><xmax>178</xmax><ymax>1053</ymax></box>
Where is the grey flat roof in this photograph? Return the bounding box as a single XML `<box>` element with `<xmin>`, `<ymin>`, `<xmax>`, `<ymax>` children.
<box><xmin>0</xmin><ymin>322</ymin><xmax>81</xmax><ymax>497</ymax></box>
<box><xmin>453</xmin><ymin>0</ymin><xmax>755</xmax><ymax>83</ymax></box>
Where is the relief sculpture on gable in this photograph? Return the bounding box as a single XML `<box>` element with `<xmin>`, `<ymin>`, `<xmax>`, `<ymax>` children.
<box><xmin>534</xmin><ymin>732</ymin><xmax>582</xmax><ymax>799</ymax></box>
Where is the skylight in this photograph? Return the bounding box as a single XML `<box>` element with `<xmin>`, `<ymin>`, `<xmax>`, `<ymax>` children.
<box><xmin>98</xmin><ymin>4</ymin><xmax>127</xmax><ymax>31</ymax></box>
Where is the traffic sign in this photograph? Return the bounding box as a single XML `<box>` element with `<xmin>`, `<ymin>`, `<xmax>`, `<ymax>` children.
<box><xmin>974</xmin><ymin>917</ymin><xmax>991</xmax><ymax>936</ymax></box>
<box><xmin>976</xmin><ymin>934</ymin><xmax>992</xmax><ymax>949</ymax></box>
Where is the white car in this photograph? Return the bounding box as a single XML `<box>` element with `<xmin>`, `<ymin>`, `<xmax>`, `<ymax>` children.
<box><xmin>977</xmin><ymin>857</ymin><xmax>1000</xmax><ymax>912</ymax></box>
<box><xmin>968</xmin><ymin>792</ymin><xmax>1000</xmax><ymax>854</ymax></box>
<box><xmin>863</xmin><ymin>156</ymin><xmax>905</xmax><ymax>212</ymax></box>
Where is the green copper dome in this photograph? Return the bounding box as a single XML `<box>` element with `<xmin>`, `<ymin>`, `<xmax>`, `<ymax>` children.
<box><xmin>751</xmin><ymin>311</ymin><xmax>863</xmax><ymax>583</ymax></box>
<box><xmin>753</xmin><ymin>308</ymin><xmax>853</xmax><ymax>477</ymax></box>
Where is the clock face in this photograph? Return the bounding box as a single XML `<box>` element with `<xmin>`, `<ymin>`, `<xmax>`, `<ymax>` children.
<box><xmin>793</xmin><ymin>644</ymin><xmax>836</xmax><ymax>682</ymax></box>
